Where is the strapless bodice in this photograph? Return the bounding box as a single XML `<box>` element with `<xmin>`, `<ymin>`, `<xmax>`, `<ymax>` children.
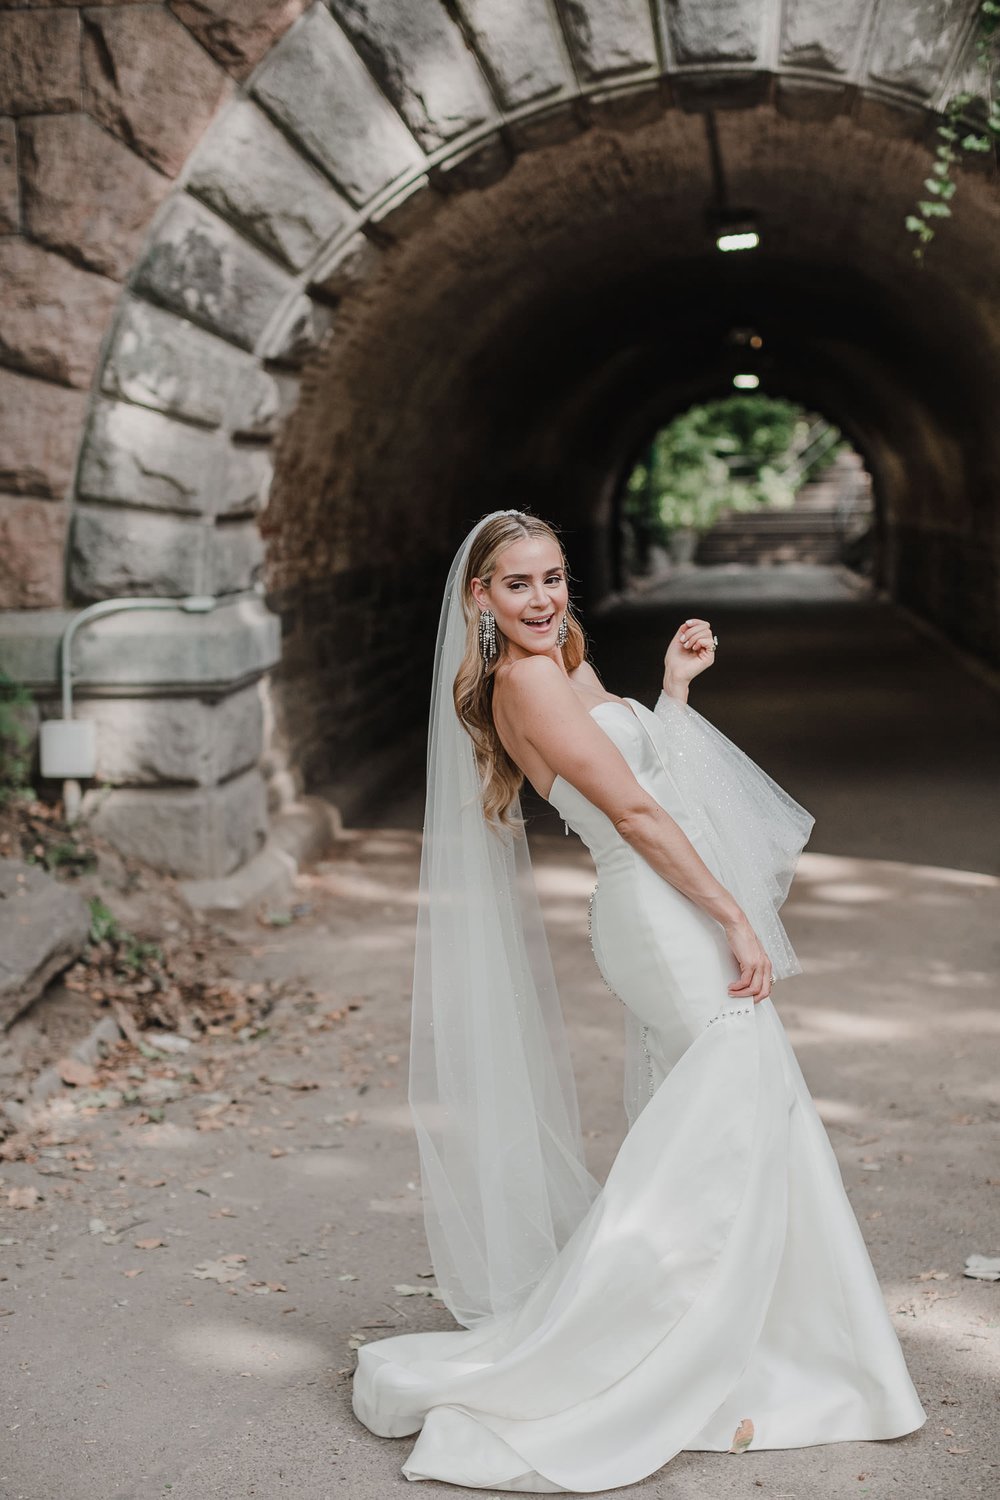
<box><xmin>545</xmin><ymin>698</ymin><xmax>715</xmax><ymax>876</ymax></box>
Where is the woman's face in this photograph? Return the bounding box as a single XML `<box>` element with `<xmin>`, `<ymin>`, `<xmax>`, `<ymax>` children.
<box><xmin>471</xmin><ymin>536</ymin><xmax>569</xmax><ymax>662</ymax></box>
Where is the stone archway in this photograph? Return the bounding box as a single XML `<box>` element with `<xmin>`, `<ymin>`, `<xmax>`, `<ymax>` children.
<box><xmin>1</xmin><ymin>0</ymin><xmax>997</xmax><ymax>881</ymax></box>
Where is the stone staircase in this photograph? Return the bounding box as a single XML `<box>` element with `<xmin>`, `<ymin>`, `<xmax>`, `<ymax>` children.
<box><xmin>695</xmin><ymin>450</ymin><xmax>873</xmax><ymax>567</ymax></box>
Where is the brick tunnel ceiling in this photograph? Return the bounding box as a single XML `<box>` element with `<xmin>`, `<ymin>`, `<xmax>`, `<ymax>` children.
<box><xmin>264</xmin><ymin>104</ymin><xmax>999</xmax><ymax>598</ymax></box>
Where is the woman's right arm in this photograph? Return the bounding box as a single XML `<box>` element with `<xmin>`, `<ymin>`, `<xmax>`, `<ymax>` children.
<box><xmin>504</xmin><ymin>659</ymin><xmax>772</xmax><ymax>999</ymax></box>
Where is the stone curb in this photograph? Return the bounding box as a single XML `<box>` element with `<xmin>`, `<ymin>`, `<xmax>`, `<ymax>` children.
<box><xmin>1</xmin><ymin>797</ymin><xmax>339</xmax><ymax>1128</ymax></box>
<box><xmin>178</xmin><ymin>794</ymin><xmax>339</xmax><ymax>915</ymax></box>
<box><xmin>3</xmin><ymin>1013</ymin><xmax>124</xmax><ymax>1131</ymax></box>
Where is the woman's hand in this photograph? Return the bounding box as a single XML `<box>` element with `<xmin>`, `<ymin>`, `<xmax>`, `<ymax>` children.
<box><xmin>664</xmin><ymin>618</ymin><xmax>716</xmax><ymax>686</ymax></box>
<box><xmin>723</xmin><ymin>915</ymin><xmax>774</xmax><ymax>1004</ymax></box>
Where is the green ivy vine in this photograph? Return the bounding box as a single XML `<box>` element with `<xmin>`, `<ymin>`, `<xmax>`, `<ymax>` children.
<box><xmin>906</xmin><ymin>0</ymin><xmax>1000</xmax><ymax>261</ymax></box>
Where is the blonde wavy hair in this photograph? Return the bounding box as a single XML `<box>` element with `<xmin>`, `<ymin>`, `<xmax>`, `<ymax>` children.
<box><xmin>453</xmin><ymin>512</ymin><xmax>590</xmax><ymax>833</ymax></box>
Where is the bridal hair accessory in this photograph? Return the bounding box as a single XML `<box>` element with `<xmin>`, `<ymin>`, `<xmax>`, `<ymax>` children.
<box><xmin>479</xmin><ymin>607</ymin><xmax>497</xmax><ymax>664</ymax></box>
<box><xmin>408</xmin><ymin>509</ymin><xmax>600</xmax><ymax>1330</ymax></box>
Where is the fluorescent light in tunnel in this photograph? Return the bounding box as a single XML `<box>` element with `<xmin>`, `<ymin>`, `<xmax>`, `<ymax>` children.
<box><xmin>716</xmin><ymin>230</ymin><xmax>760</xmax><ymax>252</ymax></box>
<box><xmin>733</xmin><ymin>373</ymin><xmax>759</xmax><ymax>389</ymax></box>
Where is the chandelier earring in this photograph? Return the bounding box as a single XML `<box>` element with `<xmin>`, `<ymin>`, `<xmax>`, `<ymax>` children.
<box><xmin>479</xmin><ymin>607</ymin><xmax>497</xmax><ymax>665</ymax></box>
<box><xmin>556</xmin><ymin>613</ymin><xmax>569</xmax><ymax>647</ymax></box>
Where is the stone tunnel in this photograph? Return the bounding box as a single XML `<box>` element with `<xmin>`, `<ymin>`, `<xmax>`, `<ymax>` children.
<box><xmin>1</xmin><ymin>0</ymin><xmax>998</xmax><ymax>885</ymax></box>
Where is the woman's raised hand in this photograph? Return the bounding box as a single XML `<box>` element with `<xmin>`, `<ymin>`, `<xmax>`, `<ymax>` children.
<box><xmin>723</xmin><ymin>915</ymin><xmax>774</xmax><ymax>1004</ymax></box>
<box><xmin>664</xmin><ymin>618</ymin><xmax>717</xmax><ymax>685</ymax></box>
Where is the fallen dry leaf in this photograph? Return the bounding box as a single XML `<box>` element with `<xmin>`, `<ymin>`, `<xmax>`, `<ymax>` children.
<box><xmin>729</xmin><ymin>1417</ymin><xmax>754</xmax><ymax>1453</ymax></box>
<box><xmin>190</xmin><ymin>1259</ymin><xmax>246</xmax><ymax>1284</ymax></box>
<box><xmin>6</xmin><ymin>1186</ymin><xmax>41</xmax><ymax>1209</ymax></box>
<box><xmin>57</xmin><ymin>1057</ymin><xmax>97</xmax><ymax>1088</ymax></box>
<box><xmin>134</xmin><ymin>1237</ymin><xmax>165</xmax><ymax>1250</ymax></box>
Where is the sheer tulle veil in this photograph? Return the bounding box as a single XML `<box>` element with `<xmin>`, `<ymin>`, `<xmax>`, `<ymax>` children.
<box><xmin>406</xmin><ymin>509</ymin><xmax>816</xmax><ymax>1332</ymax></box>
<box><xmin>407</xmin><ymin>510</ymin><xmax>600</xmax><ymax>1330</ymax></box>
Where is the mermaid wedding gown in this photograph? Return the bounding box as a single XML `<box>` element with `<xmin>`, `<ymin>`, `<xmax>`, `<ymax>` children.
<box><xmin>352</xmin><ymin>692</ymin><xmax>926</xmax><ymax>1491</ymax></box>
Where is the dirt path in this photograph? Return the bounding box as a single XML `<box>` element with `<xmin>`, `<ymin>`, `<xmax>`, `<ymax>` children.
<box><xmin>2</xmin><ymin>567</ymin><xmax>999</xmax><ymax>1499</ymax></box>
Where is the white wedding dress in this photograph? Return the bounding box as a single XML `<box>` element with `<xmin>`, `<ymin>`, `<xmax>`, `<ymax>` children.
<box><xmin>351</xmin><ymin>692</ymin><xmax>926</xmax><ymax>1491</ymax></box>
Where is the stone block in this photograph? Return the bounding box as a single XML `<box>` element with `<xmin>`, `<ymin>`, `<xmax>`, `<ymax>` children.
<box><xmin>40</xmin><ymin>681</ymin><xmax>264</xmax><ymax>787</ymax></box>
<box><xmin>329</xmin><ymin>0</ymin><xmax>497</xmax><ymax>151</ymax></box>
<box><xmin>169</xmin><ymin>0</ymin><xmax>308</xmax><ymax>80</ymax></box>
<box><xmin>228</xmin><ymin>362</ymin><xmax>282</xmax><ymax>438</ymax></box>
<box><xmin>670</xmin><ymin>70</ymin><xmax>770</xmax><ymax>112</ymax></box>
<box><xmin>364</xmin><ymin>174</ymin><xmax>441</xmax><ymax>242</ymax></box>
<box><xmin>0</xmin><ymin>495</ymin><xmax>67</xmax><ymax>610</ymax></box>
<box><xmin>0</xmin><ymin>859</ymin><xmax>90</xmax><ymax>1029</ymax></box>
<box><xmin>0</xmin><ymin>238</ymin><xmax>120</xmax><ymax>389</ymax></box>
<box><xmin>310</xmin><ymin>230</ymin><xmax>384</xmax><ymax>301</ymax></box>
<box><xmin>187</xmin><ymin>97</ymin><xmax>354</xmax><ymax>270</ymax></box>
<box><xmin>132</xmin><ymin>194</ymin><xmax>294</xmax><ymax>351</ymax></box>
<box><xmin>429</xmin><ymin>132</ymin><xmax>512</xmax><ymax>194</ymax></box>
<box><xmin>211</xmin><ymin>521</ymin><xmax>265</xmax><ymax>593</ymax></box>
<box><xmin>0</xmin><ymin>370</ymin><xmax>88</xmax><ymax>499</ymax></box>
<box><xmin>560</xmin><ymin>0</ymin><xmax>658</xmax><ymax>82</ymax></box>
<box><xmin>69</xmin><ymin>504</ymin><xmax>207</xmax><ymax>601</ymax></box>
<box><xmin>261</xmin><ymin>294</ymin><xmax>334</xmax><ymax>369</ymax></box>
<box><xmin>583</xmin><ymin>80</ymin><xmax>664</xmax><ymax>132</ymax></box>
<box><xmin>218</xmin><ymin>447</ymin><xmax>273</xmax><ymax>519</ymax></box>
<box><xmin>20</xmin><ymin>113</ymin><xmax>170</xmax><ymax>282</ymax></box>
<box><xmin>665</xmin><ymin>0</ymin><xmax>761</xmax><ymax>65</ymax></box>
<box><xmin>0</xmin><ymin>596</ymin><xmax>282</xmax><ymax>693</ymax></box>
<box><xmin>82</xmin><ymin>766</ymin><xmax>268</xmax><ymax>878</ymax></box>
<box><xmin>774</xmin><ymin>77</ymin><xmax>850</xmax><ymax>123</ymax></box>
<box><xmin>83</xmin><ymin>7</ymin><xmax>230</xmax><ymax>178</ymax></box>
<box><xmin>251</xmin><ymin>3</ymin><xmax>424</xmax><ymax>206</ymax></box>
<box><xmin>453</xmin><ymin>0</ymin><xmax>573</xmax><ymax>109</ymax></box>
<box><xmin>77</xmin><ymin>398</ymin><xmax>224</xmax><ymax>516</ymax></box>
<box><xmin>780</xmin><ymin>0</ymin><xmax>869</xmax><ymax>74</ymax></box>
<box><xmin>101</xmin><ymin>297</ymin><xmax>280</xmax><ymax>436</ymax></box>
<box><xmin>505</xmin><ymin>100</ymin><xmax>585</xmax><ymax>154</ymax></box>
<box><xmin>0</xmin><ymin>117</ymin><xmax>17</xmax><ymax>234</ymax></box>
<box><xmin>0</xmin><ymin>12</ymin><xmax>81</xmax><ymax>116</ymax></box>
<box><xmin>867</xmin><ymin>0</ymin><xmax>968</xmax><ymax>98</ymax></box>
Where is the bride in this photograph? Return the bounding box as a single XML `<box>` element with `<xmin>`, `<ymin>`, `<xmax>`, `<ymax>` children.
<box><xmin>351</xmin><ymin>508</ymin><xmax>926</xmax><ymax>1492</ymax></box>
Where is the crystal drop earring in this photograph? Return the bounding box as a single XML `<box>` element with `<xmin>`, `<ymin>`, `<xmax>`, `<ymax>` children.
<box><xmin>556</xmin><ymin>614</ymin><xmax>568</xmax><ymax>647</ymax></box>
<box><xmin>479</xmin><ymin>608</ymin><xmax>497</xmax><ymax>665</ymax></box>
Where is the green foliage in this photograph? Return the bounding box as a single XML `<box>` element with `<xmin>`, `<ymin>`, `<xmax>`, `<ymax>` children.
<box><xmin>623</xmin><ymin>395</ymin><xmax>842</xmax><ymax>540</ymax></box>
<box><xmin>906</xmin><ymin>1</ymin><xmax>1000</xmax><ymax>262</ymax></box>
<box><xmin>87</xmin><ymin>895</ymin><xmax>163</xmax><ymax>972</ymax></box>
<box><xmin>88</xmin><ymin>896</ymin><xmax>119</xmax><ymax>944</ymax></box>
<box><xmin>0</xmin><ymin>670</ymin><xmax>36</xmax><ymax>806</ymax></box>
<box><xmin>28</xmin><ymin>839</ymin><xmax>97</xmax><ymax>876</ymax></box>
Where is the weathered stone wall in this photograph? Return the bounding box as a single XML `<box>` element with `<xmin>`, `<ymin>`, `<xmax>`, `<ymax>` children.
<box><xmin>0</xmin><ymin>0</ymin><xmax>307</xmax><ymax>876</ymax></box>
<box><xmin>1</xmin><ymin>0</ymin><xmax>998</xmax><ymax>879</ymax></box>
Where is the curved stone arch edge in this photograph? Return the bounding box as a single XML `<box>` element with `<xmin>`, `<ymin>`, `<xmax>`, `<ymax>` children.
<box><xmin>8</xmin><ymin>30</ymin><xmax>990</xmax><ymax>882</ymax></box>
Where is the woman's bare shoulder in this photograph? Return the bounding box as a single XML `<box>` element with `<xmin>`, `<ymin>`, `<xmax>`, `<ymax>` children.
<box><xmin>568</xmin><ymin>658</ymin><xmax>604</xmax><ymax>691</ymax></box>
<box><xmin>494</xmin><ymin>654</ymin><xmax>571</xmax><ymax>713</ymax></box>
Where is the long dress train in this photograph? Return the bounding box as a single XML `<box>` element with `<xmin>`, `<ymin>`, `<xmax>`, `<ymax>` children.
<box><xmin>351</xmin><ymin>693</ymin><xmax>926</xmax><ymax>1491</ymax></box>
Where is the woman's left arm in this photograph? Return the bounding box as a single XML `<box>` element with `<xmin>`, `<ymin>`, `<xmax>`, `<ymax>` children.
<box><xmin>661</xmin><ymin>617</ymin><xmax>717</xmax><ymax>704</ymax></box>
